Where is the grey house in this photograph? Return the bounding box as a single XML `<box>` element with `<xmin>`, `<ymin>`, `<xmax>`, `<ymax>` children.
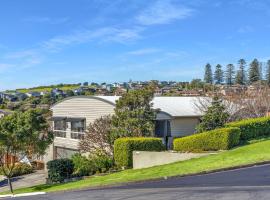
<box><xmin>44</xmin><ymin>96</ymin><xmax>204</xmax><ymax>163</ymax></box>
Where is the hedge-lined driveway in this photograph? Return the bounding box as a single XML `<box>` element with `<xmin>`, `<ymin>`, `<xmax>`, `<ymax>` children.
<box><xmin>8</xmin><ymin>164</ymin><xmax>270</xmax><ymax>200</ymax></box>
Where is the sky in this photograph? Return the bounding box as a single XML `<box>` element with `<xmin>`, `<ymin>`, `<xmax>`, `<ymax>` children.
<box><xmin>1</xmin><ymin>0</ymin><xmax>270</xmax><ymax>90</ymax></box>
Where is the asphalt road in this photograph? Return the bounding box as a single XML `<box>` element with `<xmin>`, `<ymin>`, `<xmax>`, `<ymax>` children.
<box><xmin>5</xmin><ymin>164</ymin><xmax>270</xmax><ymax>200</ymax></box>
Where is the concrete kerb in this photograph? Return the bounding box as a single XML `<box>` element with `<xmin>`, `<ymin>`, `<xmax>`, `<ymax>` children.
<box><xmin>0</xmin><ymin>192</ymin><xmax>46</xmax><ymax>199</ymax></box>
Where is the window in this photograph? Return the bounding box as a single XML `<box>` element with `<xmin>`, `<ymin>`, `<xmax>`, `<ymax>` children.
<box><xmin>54</xmin><ymin>120</ymin><xmax>66</xmax><ymax>131</ymax></box>
<box><xmin>54</xmin><ymin>147</ymin><xmax>78</xmax><ymax>159</ymax></box>
<box><xmin>71</xmin><ymin>120</ymin><xmax>85</xmax><ymax>132</ymax></box>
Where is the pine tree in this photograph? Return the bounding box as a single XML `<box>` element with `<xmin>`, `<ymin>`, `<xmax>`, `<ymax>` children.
<box><xmin>196</xmin><ymin>96</ymin><xmax>229</xmax><ymax>133</ymax></box>
<box><xmin>204</xmin><ymin>63</ymin><xmax>213</xmax><ymax>84</ymax></box>
<box><xmin>214</xmin><ymin>64</ymin><xmax>223</xmax><ymax>84</ymax></box>
<box><xmin>248</xmin><ymin>59</ymin><xmax>261</xmax><ymax>84</ymax></box>
<box><xmin>266</xmin><ymin>60</ymin><xmax>270</xmax><ymax>86</ymax></box>
<box><xmin>225</xmin><ymin>64</ymin><xmax>235</xmax><ymax>86</ymax></box>
<box><xmin>235</xmin><ymin>59</ymin><xmax>246</xmax><ymax>85</ymax></box>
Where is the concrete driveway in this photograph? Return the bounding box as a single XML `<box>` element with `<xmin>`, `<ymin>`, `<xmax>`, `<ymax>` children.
<box><xmin>6</xmin><ymin>164</ymin><xmax>270</xmax><ymax>200</ymax></box>
<box><xmin>0</xmin><ymin>170</ymin><xmax>46</xmax><ymax>193</ymax></box>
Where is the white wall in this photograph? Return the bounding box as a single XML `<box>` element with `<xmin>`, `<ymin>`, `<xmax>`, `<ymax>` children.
<box><xmin>170</xmin><ymin>117</ymin><xmax>200</xmax><ymax>137</ymax></box>
<box><xmin>52</xmin><ymin>97</ymin><xmax>115</xmax><ymax>126</ymax></box>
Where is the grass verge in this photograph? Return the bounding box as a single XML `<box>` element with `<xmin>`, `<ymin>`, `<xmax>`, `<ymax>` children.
<box><xmin>2</xmin><ymin>139</ymin><xmax>270</xmax><ymax>194</ymax></box>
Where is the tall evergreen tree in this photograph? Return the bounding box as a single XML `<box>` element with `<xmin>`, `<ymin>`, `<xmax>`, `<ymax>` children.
<box><xmin>204</xmin><ymin>63</ymin><xmax>213</xmax><ymax>84</ymax></box>
<box><xmin>266</xmin><ymin>60</ymin><xmax>270</xmax><ymax>86</ymax></box>
<box><xmin>235</xmin><ymin>59</ymin><xmax>246</xmax><ymax>85</ymax></box>
<box><xmin>248</xmin><ymin>59</ymin><xmax>261</xmax><ymax>84</ymax></box>
<box><xmin>196</xmin><ymin>96</ymin><xmax>229</xmax><ymax>133</ymax></box>
<box><xmin>214</xmin><ymin>64</ymin><xmax>223</xmax><ymax>84</ymax></box>
<box><xmin>225</xmin><ymin>64</ymin><xmax>235</xmax><ymax>86</ymax></box>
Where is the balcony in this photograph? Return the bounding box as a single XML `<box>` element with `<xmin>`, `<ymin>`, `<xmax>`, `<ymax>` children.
<box><xmin>53</xmin><ymin>130</ymin><xmax>85</xmax><ymax>140</ymax></box>
<box><xmin>54</xmin><ymin>130</ymin><xmax>67</xmax><ymax>138</ymax></box>
<box><xmin>71</xmin><ymin>132</ymin><xmax>85</xmax><ymax>140</ymax></box>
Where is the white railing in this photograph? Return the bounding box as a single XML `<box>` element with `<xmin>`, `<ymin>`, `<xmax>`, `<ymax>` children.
<box><xmin>53</xmin><ymin>130</ymin><xmax>67</xmax><ymax>138</ymax></box>
<box><xmin>71</xmin><ymin>132</ymin><xmax>85</xmax><ymax>140</ymax></box>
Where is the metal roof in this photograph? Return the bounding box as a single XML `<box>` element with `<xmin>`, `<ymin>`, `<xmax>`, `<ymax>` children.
<box><xmin>97</xmin><ymin>96</ymin><xmax>206</xmax><ymax>117</ymax></box>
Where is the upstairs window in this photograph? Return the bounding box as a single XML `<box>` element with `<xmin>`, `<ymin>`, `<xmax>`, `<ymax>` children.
<box><xmin>53</xmin><ymin>118</ymin><xmax>67</xmax><ymax>131</ymax></box>
<box><xmin>68</xmin><ymin>118</ymin><xmax>86</xmax><ymax>132</ymax></box>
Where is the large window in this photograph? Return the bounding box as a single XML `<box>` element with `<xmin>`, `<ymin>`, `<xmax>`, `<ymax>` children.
<box><xmin>54</xmin><ymin>120</ymin><xmax>66</xmax><ymax>131</ymax></box>
<box><xmin>71</xmin><ymin>120</ymin><xmax>85</xmax><ymax>132</ymax></box>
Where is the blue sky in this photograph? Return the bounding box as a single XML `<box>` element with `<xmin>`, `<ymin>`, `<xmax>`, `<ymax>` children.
<box><xmin>1</xmin><ymin>0</ymin><xmax>270</xmax><ymax>90</ymax></box>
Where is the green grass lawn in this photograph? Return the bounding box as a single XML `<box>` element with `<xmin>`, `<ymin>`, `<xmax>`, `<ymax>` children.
<box><xmin>16</xmin><ymin>85</ymin><xmax>80</xmax><ymax>93</ymax></box>
<box><xmin>3</xmin><ymin>139</ymin><xmax>270</xmax><ymax>195</ymax></box>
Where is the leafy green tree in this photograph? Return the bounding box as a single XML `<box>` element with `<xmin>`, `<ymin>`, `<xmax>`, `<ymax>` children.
<box><xmin>249</xmin><ymin>59</ymin><xmax>261</xmax><ymax>84</ymax></box>
<box><xmin>196</xmin><ymin>96</ymin><xmax>229</xmax><ymax>133</ymax></box>
<box><xmin>266</xmin><ymin>60</ymin><xmax>270</xmax><ymax>86</ymax></box>
<box><xmin>214</xmin><ymin>64</ymin><xmax>223</xmax><ymax>84</ymax></box>
<box><xmin>112</xmin><ymin>87</ymin><xmax>156</xmax><ymax>140</ymax></box>
<box><xmin>0</xmin><ymin>109</ymin><xmax>53</xmax><ymax>194</ymax></box>
<box><xmin>235</xmin><ymin>59</ymin><xmax>246</xmax><ymax>85</ymax></box>
<box><xmin>190</xmin><ymin>79</ymin><xmax>204</xmax><ymax>89</ymax></box>
<box><xmin>204</xmin><ymin>63</ymin><xmax>213</xmax><ymax>84</ymax></box>
<box><xmin>225</xmin><ymin>64</ymin><xmax>235</xmax><ymax>86</ymax></box>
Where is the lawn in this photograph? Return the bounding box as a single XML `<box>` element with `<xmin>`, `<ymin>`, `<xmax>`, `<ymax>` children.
<box><xmin>16</xmin><ymin>85</ymin><xmax>80</xmax><ymax>93</ymax></box>
<box><xmin>3</xmin><ymin>139</ymin><xmax>270</xmax><ymax>194</ymax></box>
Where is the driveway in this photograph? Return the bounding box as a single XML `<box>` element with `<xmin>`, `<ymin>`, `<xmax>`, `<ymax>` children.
<box><xmin>4</xmin><ymin>164</ymin><xmax>270</xmax><ymax>200</ymax></box>
<box><xmin>0</xmin><ymin>170</ymin><xmax>46</xmax><ymax>193</ymax></box>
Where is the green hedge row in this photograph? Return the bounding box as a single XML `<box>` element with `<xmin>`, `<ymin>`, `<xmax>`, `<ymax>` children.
<box><xmin>114</xmin><ymin>137</ymin><xmax>165</xmax><ymax>168</ymax></box>
<box><xmin>173</xmin><ymin>127</ymin><xmax>241</xmax><ymax>152</ymax></box>
<box><xmin>47</xmin><ymin>158</ymin><xmax>74</xmax><ymax>183</ymax></box>
<box><xmin>226</xmin><ymin>117</ymin><xmax>270</xmax><ymax>141</ymax></box>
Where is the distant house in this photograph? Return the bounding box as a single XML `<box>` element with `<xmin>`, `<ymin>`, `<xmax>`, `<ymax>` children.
<box><xmin>73</xmin><ymin>87</ymin><xmax>96</xmax><ymax>95</ymax></box>
<box><xmin>51</xmin><ymin>88</ymin><xmax>65</xmax><ymax>97</ymax></box>
<box><xmin>0</xmin><ymin>110</ymin><xmax>11</xmax><ymax>118</ymax></box>
<box><xmin>15</xmin><ymin>92</ymin><xmax>28</xmax><ymax>101</ymax></box>
<box><xmin>44</xmin><ymin>96</ymin><xmax>205</xmax><ymax>163</ymax></box>
<box><xmin>26</xmin><ymin>91</ymin><xmax>41</xmax><ymax>98</ymax></box>
<box><xmin>3</xmin><ymin>94</ymin><xmax>17</xmax><ymax>102</ymax></box>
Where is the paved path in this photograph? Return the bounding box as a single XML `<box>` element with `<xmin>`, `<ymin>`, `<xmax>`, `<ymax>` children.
<box><xmin>4</xmin><ymin>164</ymin><xmax>270</xmax><ymax>200</ymax></box>
<box><xmin>0</xmin><ymin>170</ymin><xmax>46</xmax><ymax>193</ymax></box>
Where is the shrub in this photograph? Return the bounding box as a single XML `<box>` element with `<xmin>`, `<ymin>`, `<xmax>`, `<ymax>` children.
<box><xmin>0</xmin><ymin>163</ymin><xmax>33</xmax><ymax>177</ymax></box>
<box><xmin>71</xmin><ymin>154</ymin><xmax>96</xmax><ymax>177</ymax></box>
<box><xmin>226</xmin><ymin>117</ymin><xmax>270</xmax><ymax>141</ymax></box>
<box><xmin>71</xmin><ymin>153</ymin><xmax>114</xmax><ymax>176</ymax></box>
<box><xmin>91</xmin><ymin>153</ymin><xmax>113</xmax><ymax>173</ymax></box>
<box><xmin>47</xmin><ymin>158</ymin><xmax>74</xmax><ymax>183</ymax></box>
<box><xmin>114</xmin><ymin>137</ymin><xmax>165</xmax><ymax>168</ymax></box>
<box><xmin>173</xmin><ymin>127</ymin><xmax>241</xmax><ymax>152</ymax></box>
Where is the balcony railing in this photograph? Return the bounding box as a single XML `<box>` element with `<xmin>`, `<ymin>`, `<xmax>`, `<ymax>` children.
<box><xmin>53</xmin><ymin>130</ymin><xmax>85</xmax><ymax>140</ymax></box>
<box><xmin>54</xmin><ymin>130</ymin><xmax>67</xmax><ymax>138</ymax></box>
<box><xmin>71</xmin><ymin>132</ymin><xmax>85</xmax><ymax>140</ymax></box>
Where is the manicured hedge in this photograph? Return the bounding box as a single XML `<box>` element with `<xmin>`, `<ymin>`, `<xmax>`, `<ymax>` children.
<box><xmin>47</xmin><ymin>158</ymin><xmax>74</xmax><ymax>183</ymax></box>
<box><xmin>226</xmin><ymin>117</ymin><xmax>270</xmax><ymax>141</ymax></box>
<box><xmin>173</xmin><ymin>127</ymin><xmax>241</xmax><ymax>152</ymax></box>
<box><xmin>114</xmin><ymin>137</ymin><xmax>165</xmax><ymax>168</ymax></box>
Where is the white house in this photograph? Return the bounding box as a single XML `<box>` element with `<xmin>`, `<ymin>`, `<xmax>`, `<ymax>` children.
<box><xmin>44</xmin><ymin>96</ymin><xmax>205</xmax><ymax>163</ymax></box>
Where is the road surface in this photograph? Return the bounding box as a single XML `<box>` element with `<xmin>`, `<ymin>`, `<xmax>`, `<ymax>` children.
<box><xmin>4</xmin><ymin>164</ymin><xmax>270</xmax><ymax>200</ymax></box>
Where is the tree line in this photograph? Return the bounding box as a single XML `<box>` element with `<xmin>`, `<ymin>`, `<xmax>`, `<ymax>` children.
<box><xmin>204</xmin><ymin>59</ymin><xmax>270</xmax><ymax>85</ymax></box>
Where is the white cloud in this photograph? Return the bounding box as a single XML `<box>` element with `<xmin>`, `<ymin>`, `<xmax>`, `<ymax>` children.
<box><xmin>136</xmin><ymin>0</ymin><xmax>194</xmax><ymax>25</ymax></box>
<box><xmin>42</xmin><ymin>27</ymin><xmax>143</xmax><ymax>51</ymax></box>
<box><xmin>0</xmin><ymin>63</ymin><xmax>15</xmax><ymax>73</ymax></box>
<box><xmin>237</xmin><ymin>25</ymin><xmax>253</xmax><ymax>33</ymax></box>
<box><xmin>127</xmin><ymin>48</ymin><xmax>161</xmax><ymax>55</ymax></box>
<box><xmin>23</xmin><ymin>17</ymin><xmax>69</xmax><ymax>24</ymax></box>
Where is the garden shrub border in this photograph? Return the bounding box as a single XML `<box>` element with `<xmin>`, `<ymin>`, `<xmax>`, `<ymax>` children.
<box><xmin>226</xmin><ymin>117</ymin><xmax>270</xmax><ymax>141</ymax></box>
<box><xmin>173</xmin><ymin>127</ymin><xmax>241</xmax><ymax>152</ymax></box>
<box><xmin>114</xmin><ymin>137</ymin><xmax>165</xmax><ymax>168</ymax></box>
